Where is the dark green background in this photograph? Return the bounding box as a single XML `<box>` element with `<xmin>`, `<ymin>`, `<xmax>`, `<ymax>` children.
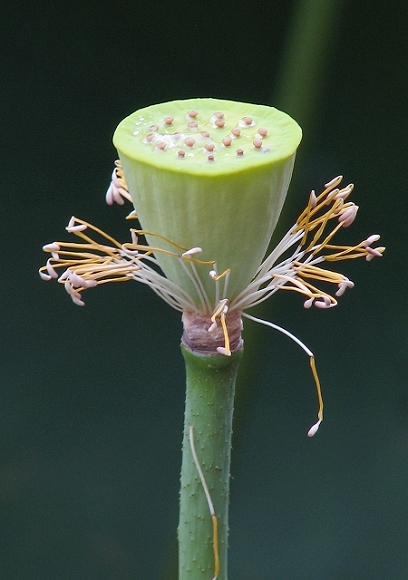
<box><xmin>2</xmin><ymin>1</ymin><xmax>407</xmax><ymax>578</ymax></box>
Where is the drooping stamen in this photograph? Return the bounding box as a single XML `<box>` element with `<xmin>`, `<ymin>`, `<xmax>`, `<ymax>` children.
<box><xmin>242</xmin><ymin>312</ymin><xmax>324</xmax><ymax>436</ymax></box>
<box><xmin>189</xmin><ymin>426</ymin><xmax>219</xmax><ymax>580</ymax></box>
<box><xmin>105</xmin><ymin>160</ymin><xmax>132</xmax><ymax>205</ymax></box>
<box><xmin>209</xmin><ymin>299</ymin><xmax>231</xmax><ymax>356</ymax></box>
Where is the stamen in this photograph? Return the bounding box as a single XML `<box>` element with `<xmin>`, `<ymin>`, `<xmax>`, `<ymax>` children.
<box><xmin>105</xmin><ymin>161</ymin><xmax>132</xmax><ymax>205</ymax></box>
<box><xmin>242</xmin><ymin>313</ymin><xmax>324</xmax><ymax>435</ymax></box>
<box><xmin>46</xmin><ymin>259</ymin><xmax>59</xmax><ymax>279</ymax></box>
<box><xmin>39</xmin><ymin>270</ymin><xmax>52</xmax><ymax>281</ymax></box>
<box><xmin>338</xmin><ymin>204</ymin><xmax>358</xmax><ymax>227</ymax></box>
<box><xmin>126</xmin><ymin>209</ymin><xmax>138</xmax><ymax>220</ymax></box>
<box><xmin>307</xmin><ymin>419</ymin><xmax>322</xmax><ymax>438</ymax></box>
<box><xmin>189</xmin><ymin>426</ymin><xmax>219</xmax><ymax>580</ymax></box>
<box><xmin>66</xmin><ymin>222</ymin><xmax>87</xmax><ymax>233</ymax></box>
<box><xmin>210</xmin><ymin>299</ymin><xmax>231</xmax><ymax>356</ymax></box>
<box><xmin>182</xmin><ymin>247</ymin><xmax>203</xmax><ymax>257</ymax></box>
<box><xmin>324</xmin><ymin>175</ymin><xmax>343</xmax><ymax>189</ymax></box>
<box><xmin>43</xmin><ymin>243</ymin><xmax>60</xmax><ymax>252</ymax></box>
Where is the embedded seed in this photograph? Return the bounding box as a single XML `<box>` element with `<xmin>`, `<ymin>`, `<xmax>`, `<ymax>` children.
<box><xmin>207</xmin><ymin>155</ymin><xmax>215</xmax><ymax>162</ymax></box>
<box><xmin>184</xmin><ymin>137</ymin><xmax>195</xmax><ymax>147</ymax></box>
<box><xmin>164</xmin><ymin>116</ymin><xmax>174</xmax><ymax>125</ymax></box>
<box><xmin>200</xmin><ymin>131</ymin><xmax>211</xmax><ymax>138</ymax></box>
<box><xmin>150</xmin><ymin>124</ymin><xmax>159</xmax><ymax>131</ymax></box>
<box><xmin>243</xmin><ymin>116</ymin><xmax>253</xmax><ymax>125</ymax></box>
<box><xmin>213</xmin><ymin>111</ymin><xmax>224</xmax><ymax>119</ymax></box>
<box><xmin>156</xmin><ymin>142</ymin><xmax>166</xmax><ymax>150</ymax></box>
<box><xmin>258</xmin><ymin>127</ymin><xmax>268</xmax><ymax>136</ymax></box>
<box><xmin>215</xmin><ymin>119</ymin><xmax>225</xmax><ymax>128</ymax></box>
<box><xmin>146</xmin><ymin>133</ymin><xmax>155</xmax><ymax>142</ymax></box>
<box><xmin>177</xmin><ymin>150</ymin><xmax>185</xmax><ymax>158</ymax></box>
<box><xmin>231</xmin><ymin>128</ymin><xmax>240</xmax><ymax>137</ymax></box>
<box><xmin>222</xmin><ymin>136</ymin><xmax>232</xmax><ymax>147</ymax></box>
<box><xmin>204</xmin><ymin>143</ymin><xmax>215</xmax><ymax>151</ymax></box>
<box><xmin>253</xmin><ymin>139</ymin><xmax>262</xmax><ymax>149</ymax></box>
<box><xmin>188</xmin><ymin>109</ymin><xmax>198</xmax><ymax>118</ymax></box>
<box><xmin>188</xmin><ymin>121</ymin><xmax>198</xmax><ymax>128</ymax></box>
<box><xmin>236</xmin><ymin>149</ymin><xmax>244</xmax><ymax>156</ymax></box>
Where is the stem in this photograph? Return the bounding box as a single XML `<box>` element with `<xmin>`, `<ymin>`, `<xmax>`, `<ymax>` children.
<box><xmin>178</xmin><ymin>346</ymin><xmax>243</xmax><ymax>580</ymax></box>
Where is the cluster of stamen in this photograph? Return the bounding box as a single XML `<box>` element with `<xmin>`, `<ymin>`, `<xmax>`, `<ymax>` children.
<box><xmin>40</xmin><ymin>171</ymin><xmax>384</xmax><ymax>436</ymax></box>
<box><xmin>230</xmin><ymin>175</ymin><xmax>384</xmax><ymax>313</ymax></box>
<box><xmin>131</xmin><ymin>108</ymin><xmax>271</xmax><ymax>162</ymax></box>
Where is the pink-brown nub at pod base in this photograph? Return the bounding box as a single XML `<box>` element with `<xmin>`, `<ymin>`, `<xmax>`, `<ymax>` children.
<box><xmin>181</xmin><ymin>310</ymin><xmax>243</xmax><ymax>355</ymax></box>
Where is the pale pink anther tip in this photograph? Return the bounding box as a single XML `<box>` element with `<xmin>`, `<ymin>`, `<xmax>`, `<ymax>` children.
<box><xmin>364</xmin><ymin>234</ymin><xmax>381</xmax><ymax>246</ymax></box>
<box><xmin>105</xmin><ymin>186</ymin><xmax>114</xmax><ymax>205</ymax></box>
<box><xmin>71</xmin><ymin>293</ymin><xmax>85</xmax><ymax>306</ymax></box>
<box><xmin>43</xmin><ymin>242</ymin><xmax>60</xmax><ymax>252</ymax></box>
<box><xmin>39</xmin><ymin>270</ymin><xmax>51</xmax><ymax>281</ymax></box>
<box><xmin>183</xmin><ymin>247</ymin><xmax>202</xmax><ymax>257</ymax></box>
<box><xmin>66</xmin><ymin>223</ymin><xmax>87</xmax><ymax>233</ymax></box>
<box><xmin>217</xmin><ymin>347</ymin><xmax>231</xmax><ymax>356</ymax></box>
<box><xmin>325</xmin><ymin>175</ymin><xmax>343</xmax><ymax>188</ymax></box>
<box><xmin>307</xmin><ymin>419</ymin><xmax>322</xmax><ymax>437</ymax></box>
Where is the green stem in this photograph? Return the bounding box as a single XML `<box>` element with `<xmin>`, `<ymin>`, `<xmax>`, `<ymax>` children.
<box><xmin>178</xmin><ymin>346</ymin><xmax>243</xmax><ymax>580</ymax></box>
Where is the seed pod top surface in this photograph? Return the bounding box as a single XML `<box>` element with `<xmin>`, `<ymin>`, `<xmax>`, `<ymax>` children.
<box><xmin>113</xmin><ymin>98</ymin><xmax>302</xmax><ymax>176</ymax></box>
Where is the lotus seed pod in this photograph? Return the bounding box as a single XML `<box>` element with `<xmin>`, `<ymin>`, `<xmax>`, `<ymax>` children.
<box><xmin>113</xmin><ymin>98</ymin><xmax>302</xmax><ymax>308</ymax></box>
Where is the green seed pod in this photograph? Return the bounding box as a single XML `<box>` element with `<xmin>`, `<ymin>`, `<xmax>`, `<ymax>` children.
<box><xmin>113</xmin><ymin>98</ymin><xmax>302</xmax><ymax>310</ymax></box>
